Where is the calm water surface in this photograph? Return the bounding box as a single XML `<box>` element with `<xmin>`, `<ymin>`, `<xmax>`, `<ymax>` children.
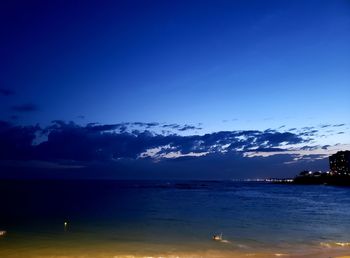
<box><xmin>0</xmin><ymin>180</ymin><xmax>350</xmax><ymax>257</ymax></box>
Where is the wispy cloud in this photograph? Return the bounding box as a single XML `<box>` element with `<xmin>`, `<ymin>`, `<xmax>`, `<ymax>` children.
<box><xmin>162</xmin><ymin>123</ymin><xmax>202</xmax><ymax>131</ymax></box>
<box><xmin>334</xmin><ymin>123</ymin><xmax>345</xmax><ymax>127</ymax></box>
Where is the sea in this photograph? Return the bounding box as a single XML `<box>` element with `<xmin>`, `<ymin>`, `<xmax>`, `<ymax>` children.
<box><xmin>1</xmin><ymin>180</ymin><xmax>350</xmax><ymax>257</ymax></box>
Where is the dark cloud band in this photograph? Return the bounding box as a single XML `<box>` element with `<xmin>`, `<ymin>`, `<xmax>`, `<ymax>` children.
<box><xmin>0</xmin><ymin>120</ymin><xmax>310</xmax><ymax>162</ymax></box>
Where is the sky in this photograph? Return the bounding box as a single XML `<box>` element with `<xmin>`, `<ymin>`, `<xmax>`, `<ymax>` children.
<box><xmin>0</xmin><ymin>0</ymin><xmax>349</xmax><ymax>179</ymax></box>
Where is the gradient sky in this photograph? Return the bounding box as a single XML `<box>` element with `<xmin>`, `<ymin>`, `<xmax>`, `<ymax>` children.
<box><xmin>0</xmin><ymin>0</ymin><xmax>349</xmax><ymax>179</ymax></box>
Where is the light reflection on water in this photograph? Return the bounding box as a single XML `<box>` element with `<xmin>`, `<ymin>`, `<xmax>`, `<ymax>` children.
<box><xmin>1</xmin><ymin>180</ymin><xmax>350</xmax><ymax>257</ymax></box>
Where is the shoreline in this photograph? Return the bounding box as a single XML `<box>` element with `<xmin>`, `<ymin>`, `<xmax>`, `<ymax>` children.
<box><xmin>1</xmin><ymin>241</ymin><xmax>350</xmax><ymax>258</ymax></box>
<box><xmin>1</xmin><ymin>249</ymin><xmax>350</xmax><ymax>258</ymax></box>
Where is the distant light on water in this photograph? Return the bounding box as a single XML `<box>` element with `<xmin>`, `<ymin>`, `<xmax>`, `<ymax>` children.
<box><xmin>232</xmin><ymin>178</ymin><xmax>294</xmax><ymax>183</ymax></box>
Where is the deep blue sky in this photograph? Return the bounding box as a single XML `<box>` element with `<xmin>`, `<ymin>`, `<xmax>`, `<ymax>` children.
<box><xmin>0</xmin><ymin>0</ymin><xmax>349</xmax><ymax>179</ymax></box>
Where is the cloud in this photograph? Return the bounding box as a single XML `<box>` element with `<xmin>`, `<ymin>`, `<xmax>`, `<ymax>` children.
<box><xmin>85</xmin><ymin>123</ymin><xmax>126</xmax><ymax>132</ymax></box>
<box><xmin>162</xmin><ymin>123</ymin><xmax>181</xmax><ymax>129</ymax></box>
<box><xmin>131</xmin><ymin>122</ymin><xmax>159</xmax><ymax>128</ymax></box>
<box><xmin>178</xmin><ymin>124</ymin><xmax>202</xmax><ymax>131</ymax></box>
<box><xmin>0</xmin><ymin>88</ymin><xmax>15</xmax><ymax>96</ymax></box>
<box><xmin>80</xmin><ymin>121</ymin><xmax>200</xmax><ymax>133</ymax></box>
<box><xmin>12</xmin><ymin>103</ymin><xmax>38</xmax><ymax>112</ymax></box>
<box><xmin>0</xmin><ymin>121</ymin><xmax>40</xmax><ymax>160</ymax></box>
<box><xmin>299</xmin><ymin>145</ymin><xmax>321</xmax><ymax>151</ymax></box>
<box><xmin>302</xmin><ymin>126</ymin><xmax>315</xmax><ymax>130</ymax></box>
<box><xmin>246</xmin><ymin>143</ymin><xmax>350</xmax><ymax>163</ymax></box>
<box><xmin>162</xmin><ymin>123</ymin><xmax>202</xmax><ymax>131</ymax></box>
<box><xmin>0</xmin><ymin>151</ymin><xmax>330</xmax><ymax>180</ymax></box>
<box><xmin>322</xmin><ymin>145</ymin><xmax>331</xmax><ymax>150</ymax></box>
<box><xmin>0</xmin><ymin>120</ymin><xmax>348</xmax><ymax>179</ymax></box>
<box><xmin>103</xmin><ymin>122</ymin><xmax>204</xmax><ymax>133</ymax></box>
<box><xmin>248</xmin><ymin>147</ymin><xmax>288</xmax><ymax>152</ymax></box>
<box><xmin>299</xmin><ymin>129</ymin><xmax>318</xmax><ymax>137</ymax></box>
<box><xmin>334</xmin><ymin>123</ymin><xmax>345</xmax><ymax>127</ymax></box>
<box><xmin>0</xmin><ymin>121</ymin><xmax>308</xmax><ymax>162</ymax></box>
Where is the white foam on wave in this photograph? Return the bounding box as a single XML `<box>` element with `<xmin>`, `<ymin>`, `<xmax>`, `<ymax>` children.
<box><xmin>320</xmin><ymin>241</ymin><xmax>350</xmax><ymax>248</ymax></box>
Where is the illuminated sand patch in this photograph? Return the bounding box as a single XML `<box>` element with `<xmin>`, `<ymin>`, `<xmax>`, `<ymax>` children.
<box><xmin>2</xmin><ymin>237</ymin><xmax>350</xmax><ymax>258</ymax></box>
<box><xmin>2</xmin><ymin>249</ymin><xmax>350</xmax><ymax>258</ymax></box>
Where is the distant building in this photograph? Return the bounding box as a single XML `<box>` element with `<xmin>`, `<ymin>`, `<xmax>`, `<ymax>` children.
<box><xmin>329</xmin><ymin>151</ymin><xmax>350</xmax><ymax>175</ymax></box>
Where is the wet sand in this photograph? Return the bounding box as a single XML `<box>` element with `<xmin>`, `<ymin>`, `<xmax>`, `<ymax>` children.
<box><xmin>1</xmin><ymin>245</ymin><xmax>350</xmax><ymax>258</ymax></box>
<box><xmin>1</xmin><ymin>233</ymin><xmax>350</xmax><ymax>257</ymax></box>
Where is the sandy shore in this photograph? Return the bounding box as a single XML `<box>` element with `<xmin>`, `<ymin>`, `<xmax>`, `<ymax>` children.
<box><xmin>110</xmin><ymin>250</ymin><xmax>350</xmax><ymax>258</ymax></box>
<box><xmin>1</xmin><ymin>237</ymin><xmax>350</xmax><ymax>258</ymax></box>
<box><xmin>1</xmin><ymin>249</ymin><xmax>350</xmax><ymax>258</ymax></box>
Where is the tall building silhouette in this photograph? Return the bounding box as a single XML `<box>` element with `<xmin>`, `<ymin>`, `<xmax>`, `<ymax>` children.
<box><xmin>329</xmin><ymin>151</ymin><xmax>350</xmax><ymax>175</ymax></box>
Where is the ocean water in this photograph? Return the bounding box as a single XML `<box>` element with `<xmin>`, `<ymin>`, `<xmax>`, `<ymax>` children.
<box><xmin>1</xmin><ymin>180</ymin><xmax>350</xmax><ymax>257</ymax></box>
